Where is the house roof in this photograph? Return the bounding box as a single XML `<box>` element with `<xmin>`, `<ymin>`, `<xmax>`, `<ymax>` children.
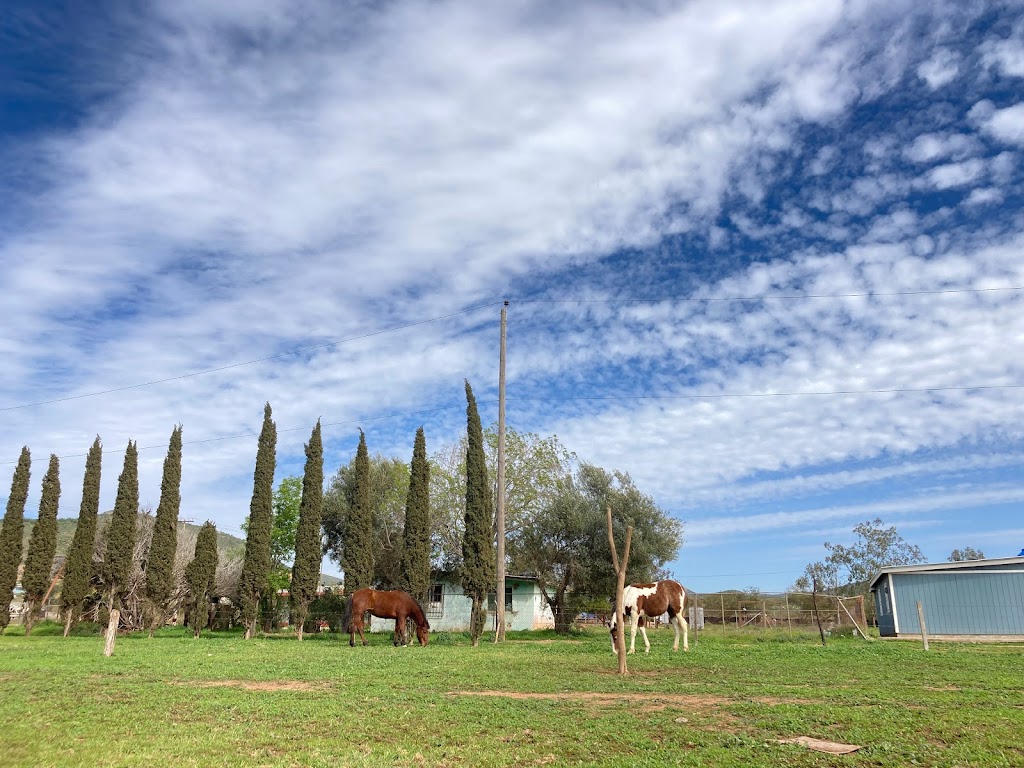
<box><xmin>869</xmin><ymin>556</ymin><xmax>1024</xmax><ymax>591</ymax></box>
<box><xmin>432</xmin><ymin>570</ymin><xmax>541</xmax><ymax>583</ymax></box>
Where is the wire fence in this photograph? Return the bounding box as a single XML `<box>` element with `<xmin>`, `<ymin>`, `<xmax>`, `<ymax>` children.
<box><xmin>8</xmin><ymin>587</ymin><xmax>871</xmax><ymax>639</ymax></box>
<box><xmin>688</xmin><ymin>592</ymin><xmax>868</xmax><ymax>632</ymax></box>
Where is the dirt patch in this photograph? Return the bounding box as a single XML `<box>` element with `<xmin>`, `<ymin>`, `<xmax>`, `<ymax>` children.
<box><xmin>514</xmin><ymin>639</ymin><xmax>584</xmax><ymax>645</ymax></box>
<box><xmin>450</xmin><ymin>690</ymin><xmax>730</xmax><ymax>707</ymax></box>
<box><xmin>169</xmin><ymin>679</ymin><xmax>329</xmax><ymax>692</ymax></box>
<box><xmin>450</xmin><ymin>690</ymin><xmax>811</xmax><ymax>710</ymax></box>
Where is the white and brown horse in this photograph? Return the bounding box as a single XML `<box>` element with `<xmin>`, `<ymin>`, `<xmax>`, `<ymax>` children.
<box><xmin>610</xmin><ymin>579</ymin><xmax>689</xmax><ymax>653</ymax></box>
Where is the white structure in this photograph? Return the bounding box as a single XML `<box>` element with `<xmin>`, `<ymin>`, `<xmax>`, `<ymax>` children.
<box><xmin>367</xmin><ymin>574</ymin><xmax>555</xmax><ymax>633</ymax></box>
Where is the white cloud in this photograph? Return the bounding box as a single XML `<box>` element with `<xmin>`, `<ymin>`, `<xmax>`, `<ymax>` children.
<box><xmin>965</xmin><ymin>187</ymin><xmax>1004</xmax><ymax>205</ymax></box>
<box><xmin>981</xmin><ymin>37</ymin><xmax>1024</xmax><ymax>77</ymax></box>
<box><xmin>924</xmin><ymin>158</ymin><xmax>986</xmax><ymax>189</ymax></box>
<box><xmin>904</xmin><ymin>133</ymin><xmax>980</xmax><ymax>163</ymax></box>
<box><xmin>916</xmin><ymin>48</ymin><xmax>959</xmax><ymax>89</ymax></box>
<box><xmin>981</xmin><ymin>103</ymin><xmax>1024</xmax><ymax>145</ymax></box>
<box><xmin>686</xmin><ymin>487</ymin><xmax>1024</xmax><ymax>541</ymax></box>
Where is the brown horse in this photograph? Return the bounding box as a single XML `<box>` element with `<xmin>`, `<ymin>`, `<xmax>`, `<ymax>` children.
<box><xmin>343</xmin><ymin>588</ymin><xmax>430</xmax><ymax>647</ymax></box>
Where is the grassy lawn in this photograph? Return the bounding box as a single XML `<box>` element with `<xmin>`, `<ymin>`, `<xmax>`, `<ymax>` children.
<box><xmin>1</xmin><ymin>622</ymin><xmax>1022</xmax><ymax>767</ymax></box>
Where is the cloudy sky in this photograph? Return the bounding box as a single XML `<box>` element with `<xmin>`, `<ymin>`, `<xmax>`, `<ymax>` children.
<box><xmin>2</xmin><ymin>0</ymin><xmax>1022</xmax><ymax>592</ymax></box>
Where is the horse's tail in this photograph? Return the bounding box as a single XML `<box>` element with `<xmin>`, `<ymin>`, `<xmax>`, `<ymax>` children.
<box><xmin>342</xmin><ymin>594</ymin><xmax>354</xmax><ymax>633</ymax></box>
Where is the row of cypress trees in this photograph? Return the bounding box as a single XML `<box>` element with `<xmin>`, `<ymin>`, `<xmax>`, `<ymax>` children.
<box><xmin>3</xmin><ymin>378</ymin><xmax>491</xmax><ymax>645</ymax></box>
<box><xmin>236</xmin><ymin>404</ymin><xmax>434</xmax><ymax>641</ymax></box>
<box><xmin>0</xmin><ymin>427</ymin><xmax>219</xmax><ymax>650</ymax></box>
<box><xmin>234</xmin><ymin>383</ymin><xmax>481</xmax><ymax>643</ymax></box>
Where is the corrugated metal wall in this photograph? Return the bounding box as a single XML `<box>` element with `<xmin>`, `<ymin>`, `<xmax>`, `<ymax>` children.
<box><xmin>893</xmin><ymin>569</ymin><xmax>1024</xmax><ymax>635</ymax></box>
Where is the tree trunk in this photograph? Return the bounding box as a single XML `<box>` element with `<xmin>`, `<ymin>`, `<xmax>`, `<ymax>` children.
<box><xmin>606</xmin><ymin>505</ymin><xmax>633</xmax><ymax>675</ymax></box>
<box><xmin>23</xmin><ymin>598</ymin><xmax>37</xmax><ymax>636</ymax></box>
<box><xmin>470</xmin><ymin>595</ymin><xmax>485</xmax><ymax>646</ymax></box>
<box><xmin>811</xmin><ymin>579</ymin><xmax>827</xmax><ymax>647</ymax></box>
<box><xmin>63</xmin><ymin>613</ymin><xmax>73</xmax><ymax>638</ymax></box>
<box><xmin>553</xmin><ymin>603</ymin><xmax>574</xmax><ymax>634</ymax></box>
<box><xmin>103</xmin><ymin>608</ymin><xmax>120</xmax><ymax>657</ymax></box>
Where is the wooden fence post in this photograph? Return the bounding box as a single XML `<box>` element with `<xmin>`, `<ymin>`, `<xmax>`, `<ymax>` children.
<box><xmin>103</xmin><ymin>609</ymin><xmax>120</xmax><ymax>657</ymax></box>
<box><xmin>916</xmin><ymin>601</ymin><xmax>929</xmax><ymax>651</ymax></box>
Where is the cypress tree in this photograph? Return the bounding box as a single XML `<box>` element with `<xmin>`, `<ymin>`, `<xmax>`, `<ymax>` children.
<box><xmin>144</xmin><ymin>425</ymin><xmax>182</xmax><ymax>635</ymax></box>
<box><xmin>61</xmin><ymin>437</ymin><xmax>102</xmax><ymax>637</ymax></box>
<box><xmin>399</xmin><ymin>427</ymin><xmax>431</xmax><ymax>604</ymax></box>
<box><xmin>103</xmin><ymin>441</ymin><xmax>138</xmax><ymax>656</ymax></box>
<box><xmin>290</xmin><ymin>420</ymin><xmax>324</xmax><ymax>641</ymax></box>
<box><xmin>462</xmin><ymin>380</ymin><xmax>494</xmax><ymax>646</ymax></box>
<box><xmin>0</xmin><ymin>447</ymin><xmax>30</xmax><ymax>632</ymax></box>
<box><xmin>22</xmin><ymin>454</ymin><xmax>61</xmax><ymax>635</ymax></box>
<box><xmin>185</xmin><ymin>521</ymin><xmax>219</xmax><ymax>638</ymax></box>
<box><xmin>238</xmin><ymin>403</ymin><xmax>277</xmax><ymax>639</ymax></box>
<box><xmin>104</xmin><ymin>442</ymin><xmax>139</xmax><ymax>603</ymax></box>
<box><xmin>342</xmin><ymin>430</ymin><xmax>374</xmax><ymax>592</ymax></box>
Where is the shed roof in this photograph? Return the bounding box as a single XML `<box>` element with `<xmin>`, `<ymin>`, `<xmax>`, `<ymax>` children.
<box><xmin>869</xmin><ymin>556</ymin><xmax>1024</xmax><ymax>591</ymax></box>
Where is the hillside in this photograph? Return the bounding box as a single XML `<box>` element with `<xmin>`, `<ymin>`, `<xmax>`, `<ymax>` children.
<box><xmin>19</xmin><ymin>514</ymin><xmax>248</xmax><ymax>563</ymax></box>
<box><xmin>18</xmin><ymin>514</ymin><xmax>343</xmax><ymax>584</ymax></box>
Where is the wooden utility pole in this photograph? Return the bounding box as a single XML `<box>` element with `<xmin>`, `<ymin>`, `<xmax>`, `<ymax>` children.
<box><xmin>606</xmin><ymin>506</ymin><xmax>633</xmax><ymax>675</ymax></box>
<box><xmin>494</xmin><ymin>301</ymin><xmax>509</xmax><ymax>643</ymax></box>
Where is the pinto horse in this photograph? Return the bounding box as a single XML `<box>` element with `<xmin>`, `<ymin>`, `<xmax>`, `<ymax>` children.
<box><xmin>609</xmin><ymin>579</ymin><xmax>689</xmax><ymax>653</ymax></box>
<box><xmin>343</xmin><ymin>588</ymin><xmax>430</xmax><ymax>647</ymax></box>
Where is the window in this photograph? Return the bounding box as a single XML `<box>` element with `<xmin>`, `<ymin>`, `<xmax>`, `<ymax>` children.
<box><xmin>877</xmin><ymin>586</ymin><xmax>891</xmax><ymax>616</ymax></box>
<box><xmin>426</xmin><ymin>584</ymin><xmax>444</xmax><ymax>618</ymax></box>
<box><xmin>488</xmin><ymin>585</ymin><xmax>513</xmax><ymax>611</ymax></box>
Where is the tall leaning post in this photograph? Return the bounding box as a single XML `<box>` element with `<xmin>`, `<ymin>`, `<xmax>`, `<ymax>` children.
<box><xmin>606</xmin><ymin>505</ymin><xmax>633</xmax><ymax>675</ymax></box>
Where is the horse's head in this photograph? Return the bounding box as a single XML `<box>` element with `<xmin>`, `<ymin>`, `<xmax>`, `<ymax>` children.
<box><xmin>608</xmin><ymin>604</ymin><xmax>633</xmax><ymax>651</ymax></box>
<box><xmin>416</xmin><ymin>619</ymin><xmax>430</xmax><ymax>646</ymax></box>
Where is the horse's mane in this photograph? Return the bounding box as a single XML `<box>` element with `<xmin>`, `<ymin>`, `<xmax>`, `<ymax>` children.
<box><xmin>408</xmin><ymin>594</ymin><xmax>429</xmax><ymax>629</ymax></box>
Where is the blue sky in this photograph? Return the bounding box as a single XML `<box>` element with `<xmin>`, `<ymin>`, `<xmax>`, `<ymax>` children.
<box><xmin>1</xmin><ymin>0</ymin><xmax>1023</xmax><ymax>593</ymax></box>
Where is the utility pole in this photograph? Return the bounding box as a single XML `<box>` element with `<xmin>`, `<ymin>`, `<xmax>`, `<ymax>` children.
<box><xmin>495</xmin><ymin>300</ymin><xmax>508</xmax><ymax>642</ymax></box>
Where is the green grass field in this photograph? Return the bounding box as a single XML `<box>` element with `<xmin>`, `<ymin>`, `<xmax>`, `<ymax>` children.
<box><xmin>1</xmin><ymin>623</ymin><xmax>1022</xmax><ymax>767</ymax></box>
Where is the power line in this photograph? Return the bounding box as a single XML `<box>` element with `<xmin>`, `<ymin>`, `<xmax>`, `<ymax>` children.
<box><xmin>3</xmin><ymin>382</ymin><xmax>1020</xmax><ymax>466</ymax></box>
<box><xmin>511</xmin><ymin>383</ymin><xmax>1024</xmax><ymax>402</ymax></box>
<box><xmin>0</xmin><ymin>301</ymin><xmax>502</xmax><ymax>413</ymax></box>
<box><xmin>512</xmin><ymin>286</ymin><xmax>1024</xmax><ymax>304</ymax></box>
<box><xmin>4</xmin><ymin>286</ymin><xmax>1018</xmax><ymax>414</ymax></box>
<box><xmin>685</xmin><ymin>570</ymin><xmax>797</xmax><ymax>579</ymax></box>
<box><xmin>4</xmin><ymin>403</ymin><xmax>471</xmax><ymax>465</ymax></box>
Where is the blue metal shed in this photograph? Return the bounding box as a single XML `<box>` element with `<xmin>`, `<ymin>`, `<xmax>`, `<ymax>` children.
<box><xmin>870</xmin><ymin>557</ymin><xmax>1024</xmax><ymax>640</ymax></box>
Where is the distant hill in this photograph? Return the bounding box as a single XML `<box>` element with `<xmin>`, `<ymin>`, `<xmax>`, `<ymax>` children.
<box><xmin>20</xmin><ymin>514</ymin><xmax>248</xmax><ymax>563</ymax></box>
<box><xmin>19</xmin><ymin>514</ymin><xmax>343</xmax><ymax>584</ymax></box>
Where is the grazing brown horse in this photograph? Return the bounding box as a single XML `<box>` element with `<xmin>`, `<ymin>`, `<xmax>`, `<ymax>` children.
<box><xmin>343</xmin><ymin>588</ymin><xmax>430</xmax><ymax>647</ymax></box>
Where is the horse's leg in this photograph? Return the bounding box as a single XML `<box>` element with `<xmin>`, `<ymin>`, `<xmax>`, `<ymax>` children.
<box><xmin>666</xmin><ymin>608</ymin><xmax>681</xmax><ymax>651</ymax></box>
<box><xmin>628</xmin><ymin>612</ymin><xmax>638</xmax><ymax>654</ymax></box>
<box><xmin>639</xmin><ymin>615</ymin><xmax>651</xmax><ymax>654</ymax></box>
<box><xmin>355</xmin><ymin>614</ymin><xmax>367</xmax><ymax>646</ymax></box>
<box><xmin>678</xmin><ymin>610</ymin><xmax>689</xmax><ymax>651</ymax></box>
